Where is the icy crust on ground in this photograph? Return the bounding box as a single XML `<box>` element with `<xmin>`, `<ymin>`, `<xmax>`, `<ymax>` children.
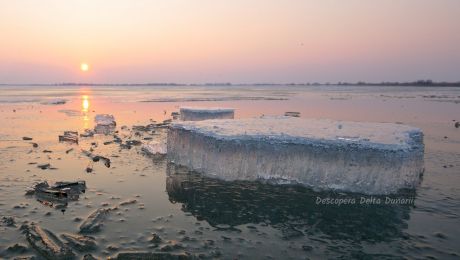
<box><xmin>180</xmin><ymin>107</ymin><xmax>234</xmax><ymax>121</ymax></box>
<box><xmin>167</xmin><ymin>117</ymin><xmax>425</xmax><ymax>195</ymax></box>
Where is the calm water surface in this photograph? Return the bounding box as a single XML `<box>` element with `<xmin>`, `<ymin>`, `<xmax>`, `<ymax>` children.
<box><xmin>0</xmin><ymin>85</ymin><xmax>459</xmax><ymax>259</ymax></box>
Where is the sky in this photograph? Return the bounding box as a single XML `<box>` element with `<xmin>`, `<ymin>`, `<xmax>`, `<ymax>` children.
<box><xmin>0</xmin><ymin>0</ymin><xmax>459</xmax><ymax>84</ymax></box>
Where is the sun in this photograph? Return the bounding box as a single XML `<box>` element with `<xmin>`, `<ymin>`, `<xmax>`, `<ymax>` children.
<box><xmin>80</xmin><ymin>63</ymin><xmax>89</xmax><ymax>72</ymax></box>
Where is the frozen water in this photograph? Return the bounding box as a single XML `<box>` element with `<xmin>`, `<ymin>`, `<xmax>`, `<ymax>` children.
<box><xmin>142</xmin><ymin>140</ymin><xmax>167</xmax><ymax>155</ymax></box>
<box><xmin>167</xmin><ymin>116</ymin><xmax>424</xmax><ymax>195</ymax></box>
<box><xmin>94</xmin><ymin>114</ymin><xmax>116</xmax><ymax>134</ymax></box>
<box><xmin>94</xmin><ymin>114</ymin><xmax>116</xmax><ymax>126</ymax></box>
<box><xmin>180</xmin><ymin>106</ymin><xmax>234</xmax><ymax>121</ymax></box>
<box><xmin>41</xmin><ymin>98</ymin><xmax>67</xmax><ymax>105</ymax></box>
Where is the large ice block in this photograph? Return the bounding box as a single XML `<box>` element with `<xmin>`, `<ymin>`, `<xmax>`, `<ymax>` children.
<box><xmin>167</xmin><ymin>117</ymin><xmax>424</xmax><ymax>195</ymax></box>
<box><xmin>180</xmin><ymin>107</ymin><xmax>234</xmax><ymax>121</ymax></box>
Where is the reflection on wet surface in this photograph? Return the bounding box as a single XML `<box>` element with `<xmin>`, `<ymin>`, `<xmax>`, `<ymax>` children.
<box><xmin>166</xmin><ymin>164</ymin><xmax>413</xmax><ymax>243</ymax></box>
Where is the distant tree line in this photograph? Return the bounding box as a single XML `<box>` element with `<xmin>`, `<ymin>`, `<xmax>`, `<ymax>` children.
<box><xmin>1</xmin><ymin>80</ymin><xmax>459</xmax><ymax>87</ymax></box>
<box><xmin>335</xmin><ymin>80</ymin><xmax>460</xmax><ymax>87</ymax></box>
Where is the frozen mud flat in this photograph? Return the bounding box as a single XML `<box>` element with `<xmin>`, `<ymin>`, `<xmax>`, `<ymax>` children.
<box><xmin>180</xmin><ymin>107</ymin><xmax>234</xmax><ymax>121</ymax></box>
<box><xmin>167</xmin><ymin>117</ymin><xmax>425</xmax><ymax>195</ymax></box>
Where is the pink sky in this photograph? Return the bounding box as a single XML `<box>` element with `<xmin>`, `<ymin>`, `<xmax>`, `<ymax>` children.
<box><xmin>1</xmin><ymin>0</ymin><xmax>459</xmax><ymax>83</ymax></box>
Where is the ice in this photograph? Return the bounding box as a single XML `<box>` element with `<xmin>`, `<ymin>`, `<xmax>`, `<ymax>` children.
<box><xmin>284</xmin><ymin>111</ymin><xmax>300</xmax><ymax>117</ymax></box>
<box><xmin>20</xmin><ymin>223</ymin><xmax>75</xmax><ymax>259</ymax></box>
<box><xmin>94</xmin><ymin>114</ymin><xmax>116</xmax><ymax>134</ymax></box>
<box><xmin>180</xmin><ymin>106</ymin><xmax>235</xmax><ymax>121</ymax></box>
<box><xmin>167</xmin><ymin>116</ymin><xmax>425</xmax><ymax>195</ymax></box>
<box><xmin>95</xmin><ymin>114</ymin><xmax>116</xmax><ymax>126</ymax></box>
<box><xmin>58</xmin><ymin>131</ymin><xmax>78</xmax><ymax>144</ymax></box>
<box><xmin>41</xmin><ymin>98</ymin><xmax>67</xmax><ymax>105</ymax></box>
<box><xmin>142</xmin><ymin>140</ymin><xmax>167</xmax><ymax>155</ymax></box>
<box><xmin>140</xmin><ymin>96</ymin><xmax>287</xmax><ymax>102</ymax></box>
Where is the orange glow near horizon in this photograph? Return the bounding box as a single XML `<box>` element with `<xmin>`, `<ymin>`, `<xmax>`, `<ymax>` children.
<box><xmin>0</xmin><ymin>1</ymin><xmax>459</xmax><ymax>83</ymax></box>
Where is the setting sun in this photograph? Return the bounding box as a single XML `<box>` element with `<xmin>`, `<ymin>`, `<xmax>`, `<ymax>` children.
<box><xmin>80</xmin><ymin>63</ymin><xmax>89</xmax><ymax>72</ymax></box>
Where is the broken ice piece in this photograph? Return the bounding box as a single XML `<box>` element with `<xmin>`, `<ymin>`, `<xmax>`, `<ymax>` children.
<box><xmin>79</xmin><ymin>208</ymin><xmax>113</xmax><ymax>233</ymax></box>
<box><xmin>95</xmin><ymin>114</ymin><xmax>116</xmax><ymax>126</ymax></box>
<box><xmin>28</xmin><ymin>181</ymin><xmax>66</xmax><ymax>198</ymax></box>
<box><xmin>61</xmin><ymin>233</ymin><xmax>97</xmax><ymax>252</ymax></box>
<box><xmin>52</xmin><ymin>181</ymin><xmax>86</xmax><ymax>194</ymax></box>
<box><xmin>95</xmin><ymin>124</ymin><xmax>115</xmax><ymax>135</ymax></box>
<box><xmin>80</xmin><ymin>129</ymin><xmax>95</xmax><ymax>138</ymax></box>
<box><xmin>37</xmin><ymin>163</ymin><xmax>51</xmax><ymax>170</ymax></box>
<box><xmin>94</xmin><ymin>114</ymin><xmax>116</xmax><ymax>134</ymax></box>
<box><xmin>284</xmin><ymin>111</ymin><xmax>300</xmax><ymax>117</ymax></box>
<box><xmin>126</xmin><ymin>140</ymin><xmax>142</xmax><ymax>146</ymax></box>
<box><xmin>91</xmin><ymin>155</ymin><xmax>111</xmax><ymax>167</ymax></box>
<box><xmin>180</xmin><ymin>107</ymin><xmax>234</xmax><ymax>121</ymax></box>
<box><xmin>119</xmin><ymin>199</ymin><xmax>137</xmax><ymax>206</ymax></box>
<box><xmin>1</xmin><ymin>216</ymin><xmax>16</xmax><ymax>227</ymax></box>
<box><xmin>142</xmin><ymin>140</ymin><xmax>167</xmax><ymax>156</ymax></box>
<box><xmin>82</xmin><ymin>150</ymin><xmax>111</xmax><ymax>168</ymax></box>
<box><xmin>27</xmin><ymin>180</ymin><xmax>86</xmax><ymax>203</ymax></box>
<box><xmin>41</xmin><ymin>98</ymin><xmax>67</xmax><ymax>105</ymax></box>
<box><xmin>20</xmin><ymin>223</ymin><xmax>75</xmax><ymax>259</ymax></box>
<box><xmin>59</xmin><ymin>131</ymin><xmax>79</xmax><ymax>144</ymax></box>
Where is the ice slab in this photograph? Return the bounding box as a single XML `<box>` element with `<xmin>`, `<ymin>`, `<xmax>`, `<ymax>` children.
<box><xmin>180</xmin><ymin>107</ymin><xmax>234</xmax><ymax>121</ymax></box>
<box><xmin>167</xmin><ymin>117</ymin><xmax>424</xmax><ymax>195</ymax></box>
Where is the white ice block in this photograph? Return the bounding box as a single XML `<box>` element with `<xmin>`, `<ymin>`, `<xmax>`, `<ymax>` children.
<box><xmin>180</xmin><ymin>107</ymin><xmax>234</xmax><ymax>121</ymax></box>
<box><xmin>167</xmin><ymin>117</ymin><xmax>424</xmax><ymax>195</ymax></box>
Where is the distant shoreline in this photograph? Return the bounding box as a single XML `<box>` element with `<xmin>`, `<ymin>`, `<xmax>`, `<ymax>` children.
<box><xmin>1</xmin><ymin>80</ymin><xmax>459</xmax><ymax>87</ymax></box>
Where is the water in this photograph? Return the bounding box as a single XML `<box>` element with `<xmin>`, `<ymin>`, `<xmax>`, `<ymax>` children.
<box><xmin>0</xmin><ymin>85</ymin><xmax>459</xmax><ymax>259</ymax></box>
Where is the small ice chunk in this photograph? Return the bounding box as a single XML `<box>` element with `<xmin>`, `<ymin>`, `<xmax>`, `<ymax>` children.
<box><xmin>41</xmin><ymin>98</ymin><xmax>67</xmax><ymax>105</ymax></box>
<box><xmin>94</xmin><ymin>114</ymin><xmax>116</xmax><ymax>134</ymax></box>
<box><xmin>180</xmin><ymin>107</ymin><xmax>234</xmax><ymax>121</ymax></box>
<box><xmin>95</xmin><ymin>114</ymin><xmax>116</xmax><ymax>126</ymax></box>
<box><xmin>59</xmin><ymin>131</ymin><xmax>78</xmax><ymax>144</ymax></box>
<box><xmin>20</xmin><ymin>223</ymin><xmax>75</xmax><ymax>259</ymax></box>
<box><xmin>284</xmin><ymin>111</ymin><xmax>300</xmax><ymax>117</ymax></box>
<box><xmin>142</xmin><ymin>140</ymin><xmax>167</xmax><ymax>155</ymax></box>
<box><xmin>60</xmin><ymin>233</ymin><xmax>97</xmax><ymax>251</ymax></box>
<box><xmin>79</xmin><ymin>208</ymin><xmax>113</xmax><ymax>233</ymax></box>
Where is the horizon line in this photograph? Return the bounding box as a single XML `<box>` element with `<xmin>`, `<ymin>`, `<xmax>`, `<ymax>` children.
<box><xmin>1</xmin><ymin>80</ymin><xmax>460</xmax><ymax>87</ymax></box>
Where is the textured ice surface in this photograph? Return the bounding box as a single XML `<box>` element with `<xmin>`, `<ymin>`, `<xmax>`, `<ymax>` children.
<box><xmin>94</xmin><ymin>114</ymin><xmax>116</xmax><ymax>126</ymax></box>
<box><xmin>167</xmin><ymin>117</ymin><xmax>424</xmax><ymax>195</ymax></box>
<box><xmin>141</xmin><ymin>140</ymin><xmax>167</xmax><ymax>155</ymax></box>
<box><xmin>180</xmin><ymin>107</ymin><xmax>234</xmax><ymax>121</ymax></box>
<box><xmin>94</xmin><ymin>114</ymin><xmax>116</xmax><ymax>134</ymax></box>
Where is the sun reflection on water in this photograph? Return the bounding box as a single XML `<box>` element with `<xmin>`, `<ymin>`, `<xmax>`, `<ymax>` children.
<box><xmin>82</xmin><ymin>95</ymin><xmax>90</xmax><ymax>128</ymax></box>
<box><xmin>82</xmin><ymin>95</ymin><xmax>90</xmax><ymax>112</ymax></box>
